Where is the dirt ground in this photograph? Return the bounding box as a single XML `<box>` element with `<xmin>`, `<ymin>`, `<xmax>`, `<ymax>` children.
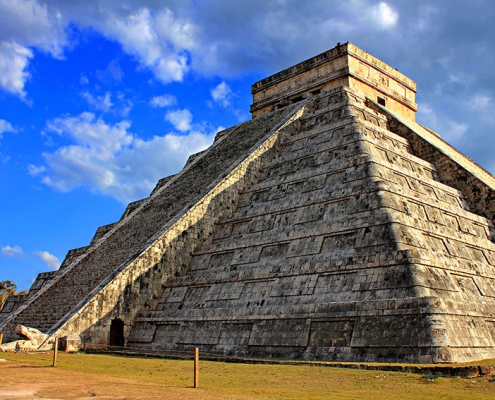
<box><xmin>0</xmin><ymin>358</ymin><xmax>244</xmax><ymax>400</ymax></box>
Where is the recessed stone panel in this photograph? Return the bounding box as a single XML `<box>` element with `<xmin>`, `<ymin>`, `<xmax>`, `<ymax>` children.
<box><xmin>219</xmin><ymin>323</ymin><xmax>253</xmax><ymax>347</ymax></box>
<box><xmin>210</xmin><ymin>251</ymin><xmax>235</xmax><ymax>268</ymax></box>
<box><xmin>231</xmin><ymin>247</ymin><xmax>261</xmax><ymax>265</ymax></box>
<box><xmin>320</xmin><ymin>232</ymin><xmax>357</xmax><ymax>253</ymax></box>
<box><xmin>249</xmin><ymin>319</ymin><xmax>310</xmax><ymax>347</ymax></box>
<box><xmin>474</xmin><ymin>277</ymin><xmax>495</xmax><ymax>298</ymax></box>
<box><xmin>127</xmin><ymin>322</ymin><xmax>157</xmax><ymax>343</ymax></box>
<box><xmin>297</xmin><ymin>204</ymin><xmax>326</xmax><ymax>224</ymax></box>
<box><xmin>314</xmin><ymin>273</ymin><xmax>357</xmax><ymax>296</ymax></box>
<box><xmin>213</xmin><ymin>223</ymin><xmax>233</xmax><ymax>240</ymax></box>
<box><xmin>152</xmin><ymin>323</ymin><xmax>179</xmax><ymax>345</ymax></box>
<box><xmin>322</xmin><ymin>199</ymin><xmax>351</xmax><ymax>221</ymax></box>
<box><xmin>287</xmin><ymin>236</ymin><xmax>324</xmax><ymax>257</ymax></box>
<box><xmin>443</xmin><ymin>213</ymin><xmax>461</xmax><ymax>232</ymax></box>
<box><xmin>270</xmin><ymin>275</ymin><xmax>318</xmax><ymax>297</ymax></box>
<box><xmin>176</xmin><ymin>321</ymin><xmax>221</xmax><ymax>345</ymax></box>
<box><xmin>205</xmin><ymin>282</ymin><xmax>244</xmax><ymax>301</ymax></box>
<box><xmin>162</xmin><ymin>286</ymin><xmax>188</xmax><ymax>303</ymax></box>
<box><xmin>241</xmin><ymin>280</ymin><xmax>273</xmax><ymax>300</ymax></box>
<box><xmin>308</xmin><ymin>320</ymin><xmax>354</xmax><ymax>347</ymax></box>
<box><xmin>451</xmin><ymin>274</ymin><xmax>483</xmax><ymax>298</ymax></box>
<box><xmin>249</xmin><ymin>215</ymin><xmax>275</xmax><ymax>233</ymax></box>
<box><xmin>260</xmin><ymin>243</ymin><xmax>289</xmax><ymax>260</ymax></box>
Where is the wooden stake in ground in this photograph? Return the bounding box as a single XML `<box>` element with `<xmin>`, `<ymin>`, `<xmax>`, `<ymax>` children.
<box><xmin>0</xmin><ymin>332</ymin><xmax>3</xmax><ymax>346</ymax></box>
<box><xmin>52</xmin><ymin>338</ymin><xmax>58</xmax><ymax>367</ymax></box>
<box><xmin>194</xmin><ymin>348</ymin><xmax>199</xmax><ymax>388</ymax></box>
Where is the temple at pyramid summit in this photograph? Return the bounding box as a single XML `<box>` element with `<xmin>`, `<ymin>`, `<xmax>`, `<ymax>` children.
<box><xmin>2</xmin><ymin>42</ymin><xmax>495</xmax><ymax>363</ymax></box>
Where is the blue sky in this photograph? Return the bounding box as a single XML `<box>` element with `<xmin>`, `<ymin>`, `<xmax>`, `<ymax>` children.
<box><xmin>1</xmin><ymin>0</ymin><xmax>495</xmax><ymax>291</ymax></box>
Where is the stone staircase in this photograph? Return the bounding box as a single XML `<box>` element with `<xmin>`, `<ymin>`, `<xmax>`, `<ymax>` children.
<box><xmin>0</xmin><ymin>104</ymin><xmax>299</xmax><ymax>342</ymax></box>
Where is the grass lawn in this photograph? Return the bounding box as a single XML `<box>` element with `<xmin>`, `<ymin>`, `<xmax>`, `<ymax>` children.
<box><xmin>1</xmin><ymin>352</ymin><xmax>495</xmax><ymax>399</ymax></box>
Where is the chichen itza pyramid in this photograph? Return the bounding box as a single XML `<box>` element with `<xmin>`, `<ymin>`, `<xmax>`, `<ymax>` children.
<box><xmin>2</xmin><ymin>42</ymin><xmax>495</xmax><ymax>363</ymax></box>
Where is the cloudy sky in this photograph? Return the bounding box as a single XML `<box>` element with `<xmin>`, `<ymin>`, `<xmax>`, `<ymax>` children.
<box><xmin>1</xmin><ymin>0</ymin><xmax>495</xmax><ymax>291</ymax></box>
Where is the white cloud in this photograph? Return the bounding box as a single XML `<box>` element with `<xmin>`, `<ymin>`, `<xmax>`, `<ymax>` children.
<box><xmin>470</xmin><ymin>94</ymin><xmax>492</xmax><ymax>110</ymax></box>
<box><xmin>370</xmin><ymin>2</ymin><xmax>398</xmax><ymax>30</ymax></box>
<box><xmin>41</xmin><ymin>112</ymin><xmax>133</xmax><ymax>192</ymax></box>
<box><xmin>115</xmin><ymin>93</ymin><xmax>134</xmax><ymax>117</ymax></box>
<box><xmin>466</xmin><ymin>94</ymin><xmax>495</xmax><ymax>126</ymax></box>
<box><xmin>165</xmin><ymin>109</ymin><xmax>193</xmax><ymax>132</ymax></box>
<box><xmin>80</xmin><ymin>74</ymin><xmax>89</xmax><ymax>85</ymax></box>
<box><xmin>211</xmin><ymin>81</ymin><xmax>232</xmax><ymax>107</ymax></box>
<box><xmin>36</xmin><ymin>111</ymin><xmax>215</xmax><ymax>203</ymax></box>
<box><xmin>0</xmin><ymin>1</ymin><xmax>404</xmax><ymax>99</ymax></box>
<box><xmin>103</xmin><ymin>130</ymin><xmax>214</xmax><ymax>201</ymax></box>
<box><xmin>417</xmin><ymin>103</ymin><xmax>468</xmax><ymax>141</ymax></box>
<box><xmin>446</xmin><ymin>121</ymin><xmax>469</xmax><ymax>141</ymax></box>
<box><xmin>96</xmin><ymin>59</ymin><xmax>124</xmax><ymax>83</ymax></box>
<box><xmin>0</xmin><ymin>0</ymin><xmax>66</xmax><ymax>56</ymax></box>
<box><xmin>0</xmin><ymin>41</ymin><xmax>33</xmax><ymax>98</ymax></box>
<box><xmin>0</xmin><ymin>2</ymin><xmax>196</xmax><ymax>97</ymax></box>
<box><xmin>1</xmin><ymin>245</ymin><xmax>25</xmax><ymax>258</ymax></box>
<box><xmin>81</xmin><ymin>91</ymin><xmax>133</xmax><ymax>116</ymax></box>
<box><xmin>0</xmin><ymin>119</ymin><xmax>16</xmax><ymax>138</ymax></box>
<box><xmin>82</xmin><ymin>92</ymin><xmax>113</xmax><ymax>112</ymax></box>
<box><xmin>27</xmin><ymin>164</ymin><xmax>45</xmax><ymax>176</ymax></box>
<box><xmin>46</xmin><ymin>112</ymin><xmax>132</xmax><ymax>150</ymax></box>
<box><xmin>150</xmin><ymin>94</ymin><xmax>177</xmax><ymax>108</ymax></box>
<box><xmin>34</xmin><ymin>250</ymin><xmax>60</xmax><ymax>270</ymax></box>
<box><xmin>0</xmin><ymin>0</ymin><xmax>66</xmax><ymax>97</ymax></box>
<box><xmin>96</xmin><ymin>8</ymin><xmax>195</xmax><ymax>84</ymax></box>
<box><xmin>417</xmin><ymin>103</ymin><xmax>435</xmax><ymax>120</ymax></box>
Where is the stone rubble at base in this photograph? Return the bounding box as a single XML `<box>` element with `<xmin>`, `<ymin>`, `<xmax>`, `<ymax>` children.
<box><xmin>1</xmin><ymin>324</ymin><xmax>53</xmax><ymax>352</ymax></box>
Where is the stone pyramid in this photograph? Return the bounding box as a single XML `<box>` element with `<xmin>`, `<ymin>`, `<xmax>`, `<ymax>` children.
<box><xmin>2</xmin><ymin>43</ymin><xmax>495</xmax><ymax>363</ymax></box>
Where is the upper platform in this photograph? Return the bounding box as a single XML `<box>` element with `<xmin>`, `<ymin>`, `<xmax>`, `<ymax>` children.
<box><xmin>251</xmin><ymin>42</ymin><xmax>417</xmax><ymax>120</ymax></box>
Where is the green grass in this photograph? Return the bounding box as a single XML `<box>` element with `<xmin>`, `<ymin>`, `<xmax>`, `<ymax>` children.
<box><xmin>1</xmin><ymin>352</ymin><xmax>495</xmax><ymax>399</ymax></box>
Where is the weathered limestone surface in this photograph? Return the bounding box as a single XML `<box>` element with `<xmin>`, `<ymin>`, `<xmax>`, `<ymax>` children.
<box><xmin>2</xmin><ymin>42</ymin><xmax>495</xmax><ymax>363</ymax></box>
<box><xmin>126</xmin><ymin>88</ymin><xmax>495</xmax><ymax>362</ymax></box>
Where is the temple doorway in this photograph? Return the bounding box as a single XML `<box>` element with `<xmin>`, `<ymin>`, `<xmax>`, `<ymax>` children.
<box><xmin>109</xmin><ymin>318</ymin><xmax>124</xmax><ymax>346</ymax></box>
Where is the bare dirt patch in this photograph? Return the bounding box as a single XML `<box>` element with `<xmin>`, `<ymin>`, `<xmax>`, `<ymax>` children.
<box><xmin>0</xmin><ymin>356</ymin><xmax>246</xmax><ymax>400</ymax></box>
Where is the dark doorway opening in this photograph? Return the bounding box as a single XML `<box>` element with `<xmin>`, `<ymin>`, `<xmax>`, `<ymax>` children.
<box><xmin>109</xmin><ymin>318</ymin><xmax>125</xmax><ymax>346</ymax></box>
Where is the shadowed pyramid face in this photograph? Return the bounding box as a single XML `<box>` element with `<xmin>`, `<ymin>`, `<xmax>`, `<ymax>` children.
<box><xmin>124</xmin><ymin>88</ymin><xmax>495</xmax><ymax>364</ymax></box>
<box><xmin>2</xmin><ymin>44</ymin><xmax>495</xmax><ymax>364</ymax></box>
